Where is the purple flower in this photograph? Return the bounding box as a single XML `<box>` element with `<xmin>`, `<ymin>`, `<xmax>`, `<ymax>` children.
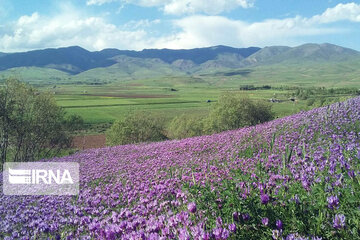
<box><xmin>187</xmin><ymin>202</ymin><xmax>197</xmax><ymax>213</ymax></box>
<box><xmin>89</xmin><ymin>222</ymin><xmax>100</xmax><ymax>232</ymax></box>
<box><xmin>216</xmin><ymin>217</ymin><xmax>223</xmax><ymax>227</ymax></box>
<box><xmin>293</xmin><ymin>194</ymin><xmax>300</xmax><ymax>204</ymax></box>
<box><xmin>261</xmin><ymin>193</ymin><xmax>270</xmax><ymax>204</ymax></box>
<box><xmin>327</xmin><ymin>195</ymin><xmax>339</xmax><ymax>210</ymax></box>
<box><xmin>0</xmin><ymin>95</ymin><xmax>359</xmax><ymax>239</ymax></box>
<box><xmin>276</xmin><ymin>220</ymin><xmax>283</xmax><ymax>230</ymax></box>
<box><xmin>178</xmin><ymin>228</ymin><xmax>190</xmax><ymax>240</ymax></box>
<box><xmin>213</xmin><ymin>228</ymin><xmax>223</xmax><ymax>240</ymax></box>
<box><xmin>222</xmin><ymin>228</ymin><xmax>230</xmax><ymax>239</ymax></box>
<box><xmin>228</xmin><ymin>223</ymin><xmax>236</xmax><ymax>233</ymax></box>
<box><xmin>272</xmin><ymin>229</ymin><xmax>281</xmax><ymax>240</ymax></box>
<box><xmin>348</xmin><ymin>170</ymin><xmax>355</xmax><ymax>178</ymax></box>
<box><xmin>104</xmin><ymin>226</ymin><xmax>116</xmax><ymax>240</ymax></box>
<box><xmin>333</xmin><ymin>214</ymin><xmax>346</xmax><ymax>229</ymax></box>
<box><xmin>286</xmin><ymin>233</ymin><xmax>311</xmax><ymax>240</ymax></box>
<box><xmin>212</xmin><ymin>227</ymin><xmax>230</xmax><ymax>240</ymax></box>
<box><xmin>203</xmin><ymin>233</ymin><xmax>211</xmax><ymax>240</ymax></box>
<box><xmin>232</xmin><ymin>212</ymin><xmax>239</xmax><ymax>222</ymax></box>
<box><xmin>242</xmin><ymin>213</ymin><xmax>250</xmax><ymax>221</ymax></box>
<box><xmin>262</xmin><ymin>217</ymin><xmax>269</xmax><ymax>226</ymax></box>
<box><xmin>148</xmin><ymin>232</ymin><xmax>160</xmax><ymax>240</ymax></box>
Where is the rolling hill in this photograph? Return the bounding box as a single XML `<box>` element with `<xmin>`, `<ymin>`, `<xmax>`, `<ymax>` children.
<box><xmin>1</xmin><ymin>96</ymin><xmax>360</xmax><ymax>239</ymax></box>
<box><xmin>0</xmin><ymin>46</ymin><xmax>117</xmax><ymax>74</ymax></box>
<box><xmin>75</xmin><ymin>55</ymin><xmax>187</xmax><ymax>82</ymax></box>
<box><xmin>243</xmin><ymin>43</ymin><xmax>360</xmax><ymax>66</ymax></box>
<box><xmin>1</xmin><ymin>43</ymin><xmax>360</xmax><ymax>87</ymax></box>
<box><xmin>0</xmin><ymin>45</ymin><xmax>260</xmax><ymax>74</ymax></box>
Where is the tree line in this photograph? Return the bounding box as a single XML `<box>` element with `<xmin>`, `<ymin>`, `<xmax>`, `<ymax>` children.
<box><xmin>107</xmin><ymin>93</ymin><xmax>274</xmax><ymax>145</ymax></box>
<box><xmin>0</xmin><ymin>78</ymin><xmax>83</xmax><ymax>170</ymax></box>
<box><xmin>0</xmin><ymin>78</ymin><xmax>275</xmax><ymax>166</ymax></box>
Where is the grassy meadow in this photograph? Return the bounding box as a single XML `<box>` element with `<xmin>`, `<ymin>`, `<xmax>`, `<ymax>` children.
<box><xmin>1</xmin><ymin>44</ymin><xmax>360</xmax><ymax>239</ymax></box>
<box><xmin>52</xmin><ymin>84</ymin><xmax>301</xmax><ymax>129</ymax></box>
<box><xmin>49</xmin><ymin>76</ymin><xmax>356</xmax><ymax>134</ymax></box>
<box><xmin>4</xmin><ymin>62</ymin><xmax>359</xmax><ymax>134</ymax></box>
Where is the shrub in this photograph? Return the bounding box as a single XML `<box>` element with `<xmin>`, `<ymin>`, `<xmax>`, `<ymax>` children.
<box><xmin>167</xmin><ymin>114</ymin><xmax>204</xmax><ymax>139</ymax></box>
<box><xmin>204</xmin><ymin>93</ymin><xmax>274</xmax><ymax>134</ymax></box>
<box><xmin>306</xmin><ymin>98</ymin><xmax>316</xmax><ymax>106</ymax></box>
<box><xmin>317</xmin><ymin>97</ymin><xmax>327</xmax><ymax>107</ymax></box>
<box><xmin>0</xmin><ymin>78</ymin><xmax>70</xmax><ymax>165</ymax></box>
<box><xmin>106</xmin><ymin>112</ymin><xmax>167</xmax><ymax>146</ymax></box>
<box><xmin>63</xmin><ymin>114</ymin><xmax>84</xmax><ymax>132</ymax></box>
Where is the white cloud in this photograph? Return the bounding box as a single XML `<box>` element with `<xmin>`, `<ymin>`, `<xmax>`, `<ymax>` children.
<box><xmin>162</xmin><ymin>0</ymin><xmax>254</xmax><ymax>15</ymax></box>
<box><xmin>123</xmin><ymin>19</ymin><xmax>161</xmax><ymax>30</ymax></box>
<box><xmin>87</xmin><ymin>0</ymin><xmax>254</xmax><ymax>15</ymax></box>
<box><xmin>153</xmin><ymin>3</ymin><xmax>360</xmax><ymax>49</ymax></box>
<box><xmin>0</xmin><ymin>10</ymin><xmax>151</xmax><ymax>52</ymax></box>
<box><xmin>152</xmin><ymin>14</ymin><xmax>341</xmax><ymax>49</ymax></box>
<box><xmin>86</xmin><ymin>0</ymin><xmax>116</xmax><ymax>6</ymax></box>
<box><xmin>130</xmin><ymin>0</ymin><xmax>172</xmax><ymax>7</ymax></box>
<box><xmin>310</xmin><ymin>2</ymin><xmax>360</xmax><ymax>23</ymax></box>
<box><xmin>0</xmin><ymin>2</ymin><xmax>359</xmax><ymax>52</ymax></box>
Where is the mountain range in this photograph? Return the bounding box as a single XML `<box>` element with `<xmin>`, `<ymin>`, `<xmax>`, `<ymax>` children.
<box><xmin>0</xmin><ymin>45</ymin><xmax>261</xmax><ymax>74</ymax></box>
<box><xmin>0</xmin><ymin>43</ymin><xmax>359</xmax><ymax>85</ymax></box>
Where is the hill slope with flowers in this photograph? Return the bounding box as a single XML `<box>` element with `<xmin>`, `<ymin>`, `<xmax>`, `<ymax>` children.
<box><xmin>1</xmin><ymin>97</ymin><xmax>360</xmax><ymax>239</ymax></box>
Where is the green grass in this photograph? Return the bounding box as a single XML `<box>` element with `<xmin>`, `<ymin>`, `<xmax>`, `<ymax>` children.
<box><xmin>0</xmin><ymin>67</ymin><xmax>70</xmax><ymax>84</ymax></box>
<box><xmin>5</xmin><ymin>61</ymin><xmax>359</xmax><ymax>134</ymax></box>
<box><xmin>219</xmin><ymin>61</ymin><xmax>360</xmax><ymax>88</ymax></box>
<box><xmin>64</xmin><ymin>102</ymin><xmax>210</xmax><ymax>123</ymax></box>
<box><xmin>3</xmin><ymin>57</ymin><xmax>360</xmax><ymax>88</ymax></box>
<box><xmin>53</xmin><ymin>82</ymin><xmax>353</xmax><ymax>130</ymax></box>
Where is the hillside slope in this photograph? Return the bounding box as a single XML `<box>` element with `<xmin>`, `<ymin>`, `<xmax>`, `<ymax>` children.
<box><xmin>0</xmin><ymin>46</ymin><xmax>117</xmax><ymax>74</ymax></box>
<box><xmin>243</xmin><ymin>43</ymin><xmax>360</xmax><ymax>66</ymax></box>
<box><xmin>75</xmin><ymin>55</ymin><xmax>187</xmax><ymax>81</ymax></box>
<box><xmin>1</xmin><ymin>97</ymin><xmax>360</xmax><ymax>239</ymax></box>
<box><xmin>0</xmin><ymin>45</ymin><xmax>260</xmax><ymax>74</ymax></box>
<box><xmin>2</xmin><ymin>43</ymin><xmax>360</xmax><ymax>86</ymax></box>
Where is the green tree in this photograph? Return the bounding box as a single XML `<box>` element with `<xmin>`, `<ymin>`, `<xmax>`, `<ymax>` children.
<box><xmin>204</xmin><ymin>93</ymin><xmax>274</xmax><ymax>134</ymax></box>
<box><xmin>63</xmin><ymin>114</ymin><xmax>84</xmax><ymax>132</ymax></box>
<box><xmin>106</xmin><ymin>112</ymin><xmax>167</xmax><ymax>146</ymax></box>
<box><xmin>0</xmin><ymin>78</ymin><xmax>70</xmax><ymax>167</ymax></box>
<box><xmin>306</xmin><ymin>98</ymin><xmax>316</xmax><ymax>107</ymax></box>
<box><xmin>167</xmin><ymin>114</ymin><xmax>204</xmax><ymax>139</ymax></box>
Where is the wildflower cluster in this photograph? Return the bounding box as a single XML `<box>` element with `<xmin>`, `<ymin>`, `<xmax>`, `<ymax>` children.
<box><xmin>0</xmin><ymin>97</ymin><xmax>360</xmax><ymax>239</ymax></box>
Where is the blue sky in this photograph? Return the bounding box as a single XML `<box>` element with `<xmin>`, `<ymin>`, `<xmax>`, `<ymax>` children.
<box><xmin>0</xmin><ymin>0</ymin><xmax>360</xmax><ymax>52</ymax></box>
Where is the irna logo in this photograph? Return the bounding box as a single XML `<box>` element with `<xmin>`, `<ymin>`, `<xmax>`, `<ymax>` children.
<box><xmin>3</xmin><ymin>162</ymin><xmax>79</xmax><ymax>195</ymax></box>
<box><xmin>8</xmin><ymin>168</ymin><xmax>74</xmax><ymax>185</ymax></box>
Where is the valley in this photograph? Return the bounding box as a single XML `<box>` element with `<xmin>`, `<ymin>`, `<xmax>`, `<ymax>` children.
<box><xmin>1</xmin><ymin>43</ymin><xmax>359</xmax><ymax>135</ymax></box>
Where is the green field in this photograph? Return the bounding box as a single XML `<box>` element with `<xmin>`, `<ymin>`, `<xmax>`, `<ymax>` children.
<box><xmin>48</xmin><ymin>78</ymin><xmax>356</xmax><ymax>135</ymax></box>
<box><xmin>4</xmin><ymin>61</ymin><xmax>358</xmax><ymax>134</ymax></box>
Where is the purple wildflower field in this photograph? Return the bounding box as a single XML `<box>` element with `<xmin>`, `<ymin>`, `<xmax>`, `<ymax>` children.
<box><xmin>1</xmin><ymin>97</ymin><xmax>360</xmax><ymax>239</ymax></box>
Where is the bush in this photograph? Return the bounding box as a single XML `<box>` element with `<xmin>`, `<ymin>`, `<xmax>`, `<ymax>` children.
<box><xmin>306</xmin><ymin>98</ymin><xmax>315</xmax><ymax>106</ymax></box>
<box><xmin>63</xmin><ymin>114</ymin><xmax>84</xmax><ymax>132</ymax></box>
<box><xmin>0</xmin><ymin>78</ymin><xmax>70</xmax><ymax>165</ymax></box>
<box><xmin>107</xmin><ymin>94</ymin><xmax>274</xmax><ymax>143</ymax></box>
<box><xmin>239</xmin><ymin>85</ymin><xmax>256</xmax><ymax>90</ymax></box>
<box><xmin>204</xmin><ymin>93</ymin><xmax>274</xmax><ymax>134</ymax></box>
<box><xmin>106</xmin><ymin>112</ymin><xmax>167</xmax><ymax>146</ymax></box>
<box><xmin>167</xmin><ymin>114</ymin><xmax>204</xmax><ymax>139</ymax></box>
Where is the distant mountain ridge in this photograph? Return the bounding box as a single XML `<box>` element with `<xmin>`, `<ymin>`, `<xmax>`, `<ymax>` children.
<box><xmin>0</xmin><ymin>46</ymin><xmax>116</xmax><ymax>74</ymax></box>
<box><xmin>245</xmin><ymin>43</ymin><xmax>360</xmax><ymax>66</ymax></box>
<box><xmin>0</xmin><ymin>45</ymin><xmax>260</xmax><ymax>74</ymax></box>
<box><xmin>0</xmin><ymin>43</ymin><xmax>359</xmax><ymax>77</ymax></box>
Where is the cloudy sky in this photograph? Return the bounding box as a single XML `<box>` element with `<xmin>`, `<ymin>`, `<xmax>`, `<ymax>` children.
<box><xmin>0</xmin><ymin>0</ymin><xmax>360</xmax><ymax>52</ymax></box>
